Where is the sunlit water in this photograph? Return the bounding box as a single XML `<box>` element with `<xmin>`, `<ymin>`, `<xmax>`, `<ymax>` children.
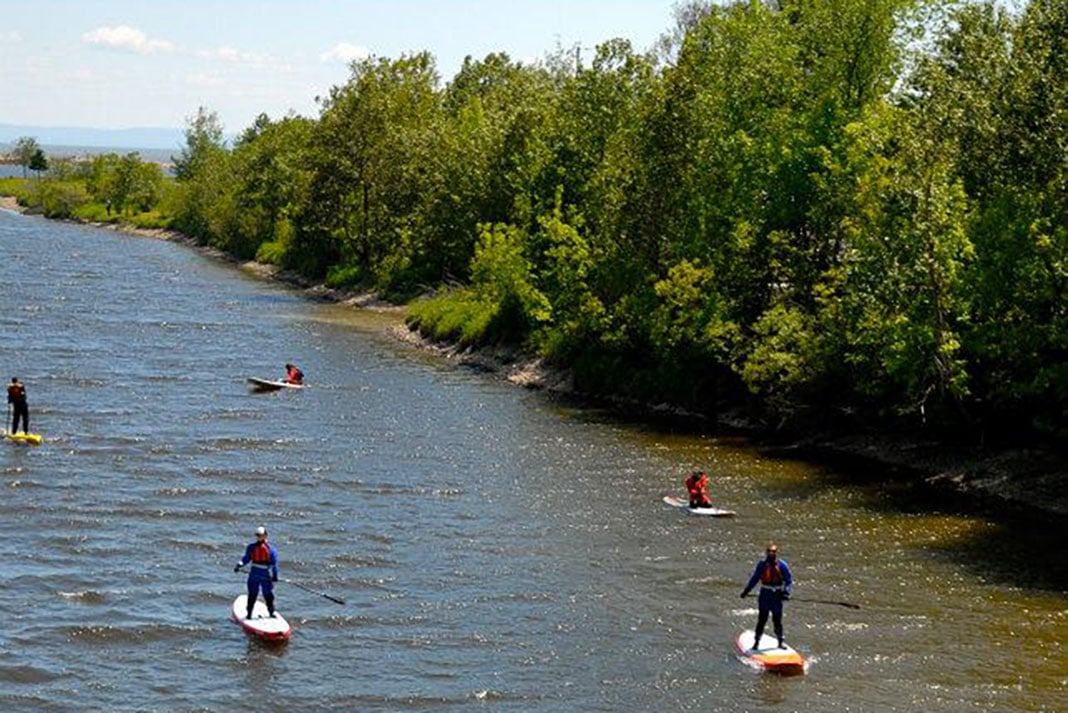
<box><xmin>0</xmin><ymin>208</ymin><xmax>1064</xmax><ymax>712</ymax></box>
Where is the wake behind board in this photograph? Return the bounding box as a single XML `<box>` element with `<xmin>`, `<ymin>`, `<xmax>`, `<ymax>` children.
<box><xmin>663</xmin><ymin>495</ymin><xmax>736</xmax><ymax>517</ymax></box>
<box><xmin>247</xmin><ymin>377</ymin><xmax>304</xmax><ymax>392</ymax></box>
<box><xmin>735</xmin><ymin>630</ymin><xmax>806</xmax><ymax>675</ymax></box>
<box><xmin>231</xmin><ymin>594</ymin><xmax>291</xmax><ymax>641</ymax></box>
<box><xmin>3</xmin><ymin>430</ymin><xmax>43</xmax><ymax>446</ymax></box>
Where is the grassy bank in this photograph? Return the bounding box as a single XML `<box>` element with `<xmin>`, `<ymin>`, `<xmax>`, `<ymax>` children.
<box><xmin>0</xmin><ymin>176</ymin><xmax>172</xmax><ymax>230</ymax></box>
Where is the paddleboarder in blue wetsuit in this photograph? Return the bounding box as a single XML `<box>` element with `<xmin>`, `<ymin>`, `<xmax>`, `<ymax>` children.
<box><xmin>740</xmin><ymin>542</ymin><xmax>793</xmax><ymax>649</ymax></box>
<box><xmin>234</xmin><ymin>526</ymin><xmax>279</xmax><ymax>619</ymax></box>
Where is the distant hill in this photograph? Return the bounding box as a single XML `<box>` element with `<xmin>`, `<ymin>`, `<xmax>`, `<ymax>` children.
<box><xmin>0</xmin><ymin>123</ymin><xmax>186</xmax><ymax>152</ymax></box>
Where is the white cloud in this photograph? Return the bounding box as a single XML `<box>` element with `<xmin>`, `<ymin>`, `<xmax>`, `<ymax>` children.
<box><xmin>319</xmin><ymin>42</ymin><xmax>370</xmax><ymax>64</ymax></box>
<box><xmin>82</xmin><ymin>25</ymin><xmax>175</xmax><ymax>54</ymax></box>
<box><xmin>195</xmin><ymin>46</ymin><xmax>271</xmax><ymax>65</ymax></box>
<box><xmin>186</xmin><ymin>73</ymin><xmax>226</xmax><ymax>88</ymax></box>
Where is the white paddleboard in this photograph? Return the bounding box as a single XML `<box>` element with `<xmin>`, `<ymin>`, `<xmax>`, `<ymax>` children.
<box><xmin>663</xmin><ymin>495</ymin><xmax>736</xmax><ymax>517</ymax></box>
<box><xmin>735</xmin><ymin>630</ymin><xmax>806</xmax><ymax>675</ymax></box>
<box><xmin>231</xmin><ymin>594</ymin><xmax>291</xmax><ymax>641</ymax></box>
<box><xmin>247</xmin><ymin>377</ymin><xmax>304</xmax><ymax>392</ymax></box>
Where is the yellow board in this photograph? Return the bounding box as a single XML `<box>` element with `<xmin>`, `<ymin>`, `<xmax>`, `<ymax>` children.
<box><xmin>4</xmin><ymin>431</ymin><xmax>43</xmax><ymax>445</ymax></box>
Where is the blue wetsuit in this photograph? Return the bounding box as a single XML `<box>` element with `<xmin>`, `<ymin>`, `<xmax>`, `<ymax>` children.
<box><xmin>741</xmin><ymin>557</ymin><xmax>793</xmax><ymax>647</ymax></box>
<box><xmin>238</xmin><ymin>540</ymin><xmax>279</xmax><ymax>617</ymax></box>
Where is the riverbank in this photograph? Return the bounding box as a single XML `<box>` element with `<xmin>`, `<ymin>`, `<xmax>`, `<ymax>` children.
<box><xmin>4</xmin><ymin>201</ymin><xmax>1066</xmax><ymax>521</ymax></box>
<box><xmin>392</xmin><ymin>327</ymin><xmax>1068</xmax><ymax>521</ymax></box>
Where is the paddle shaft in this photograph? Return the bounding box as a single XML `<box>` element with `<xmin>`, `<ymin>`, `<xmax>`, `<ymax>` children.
<box><xmin>792</xmin><ymin>597</ymin><xmax>860</xmax><ymax>610</ymax></box>
<box><xmin>741</xmin><ymin>592</ymin><xmax>860</xmax><ymax>610</ymax></box>
<box><xmin>283</xmin><ymin>578</ymin><xmax>345</xmax><ymax>605</ymax></box>
<box><xmin>233</xmin><ymin>565</ymin><xmax>344</xmax><ymax>604</ymax></box>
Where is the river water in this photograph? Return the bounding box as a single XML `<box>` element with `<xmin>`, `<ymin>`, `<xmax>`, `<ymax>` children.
<box><xmin>0</xmin><ymin>208</ymin><xmax>1064</xmax><ymax>712</ymax></box>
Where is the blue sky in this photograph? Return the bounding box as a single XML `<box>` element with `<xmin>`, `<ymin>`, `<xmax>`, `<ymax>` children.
<box><xmin>1</xmin><ymin>0</ymin><xmax>679</xmax><ymax>134</ymax></box>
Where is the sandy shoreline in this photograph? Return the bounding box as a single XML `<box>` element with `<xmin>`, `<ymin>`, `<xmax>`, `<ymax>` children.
<box><xmin>5</xmin><ymin>204</ymin><xmax>1067</xmax><ymax>521</ymax></box>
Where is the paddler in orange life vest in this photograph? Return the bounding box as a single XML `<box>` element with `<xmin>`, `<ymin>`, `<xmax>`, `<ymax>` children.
<box><xmin>234</xmin><ymin>526</ymin><xmax>280</xmax><ymax>619</ymax></box>
<box><xmin>740</xmin><ymin>542</ymin><xmax>793</xmax><ymax>649</ymax></box>
<box><xmin>284</xmin><ymin>363</ymin><xmax>304</xmax><ymax>385</ymax></box>
<box><xmin>685</xmin><ymin>470</ymin><xmax>712</xmax><ymax>509</ymax></box>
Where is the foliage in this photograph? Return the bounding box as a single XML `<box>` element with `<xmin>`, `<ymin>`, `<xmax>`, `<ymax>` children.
<box><xmin>37</xmin><ymin>0</ymin><xmax>1062</xmax><ymax>438</ymax></box>
<box><xmin>11</xmin><ymin>136</ymin><xmax>40</xmax><ymax>178</ymax></box>
<box><xmin>28</xmin><ymin>148</ymin><xmax>48</xmax><ymax>173</ymax></box>
<box><xmin>0</xmin><ymin>177</ymin><xmax>33</xmax><ymax>204</ymax></box>
<box><xmin>29</xmin><ymin>179</ymin><xmax>89</xmax><ymax>219</ymax></box>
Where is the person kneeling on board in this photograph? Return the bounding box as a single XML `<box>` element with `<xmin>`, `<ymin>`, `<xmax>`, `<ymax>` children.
<box><xmin>740</xmin><ymin>542</ymin><xmax>793</xmax><ymax>649</ymax></box>
<box><xmin>7</xmin><ymin>377</ymin><xmax>29</xmax><ymax>434</ymax></box>
<box><xmin>235</xmin><ymin>526</ymin><xmax>280</xmax><ymax>618</ymax></box>
<box><xmin>685</xmin><ymin>470</ymin><xmax>712</xmax><ymax>509</ymax></box>
<box><xmin>284</xmin><ymin>363</ymin><xmax>304</xmax><ymax>385</ymax></box>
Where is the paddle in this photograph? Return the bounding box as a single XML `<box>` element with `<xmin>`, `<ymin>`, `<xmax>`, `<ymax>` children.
<box><xmin>283</xmin><ymin>578</ymin><xmax>345</xmax><ymax>605</ymax></box>
<box><xmin>791</xmin><ymin>597</ymin><xmax>860</xmax><ymax>610</ymax></box>
<box><xmin>741</xmin><ymin>592</ymin><xmax>860</xmax><ymax>610</ymax></box>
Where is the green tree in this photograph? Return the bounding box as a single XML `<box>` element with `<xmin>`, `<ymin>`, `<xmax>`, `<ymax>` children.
<box><xmin>28</xmin><ymin>148</ymin><xmax>48</xmax><ymax>174</ymax></box>
<box><xmin>300</xmin><ymin>53</ymin><xmax>441</xmax><ymax>285</ymax></box>
<box><xmin>226</xmin><ymin>113</ymin><xmax>313</xmax><ymax>260</ymax></box>
<box><xmin>12</xmin><ymin>136</ymin><xmax>40</xmax><ymax>178</ymax></box>
<box><xmin>171</xmin><ymin>107</ymin><xmax>231</xmax><ymax>242</ymax></box>
<box><xmin>936</xmin><ymin>0</ymin><xmax>1068</xmax><ymax>434</ymax></box>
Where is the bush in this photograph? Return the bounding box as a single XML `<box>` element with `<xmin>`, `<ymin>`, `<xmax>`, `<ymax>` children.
<box><xmin>256</xmin><ymin>238</ymin><xmax>287</xmax><ymax>265</ymax></box>
<box><xmin>32</xmin><ymin>179</ymin><xmax>89</xmax><ymax>218</ymax></box>
<box><xmin>325</xmin><ymin>264</ymin><xmax>363</xmax><ymax>289</ymax></box>
<box><xmin>0</xmin><ymin>177</ymin><xmax>32</xmax><ymax>204</ymax></box>
<box><xmin>407</xmin><ymin>289</ymin><xmax>497</xmax><ymax>346</ymax></box>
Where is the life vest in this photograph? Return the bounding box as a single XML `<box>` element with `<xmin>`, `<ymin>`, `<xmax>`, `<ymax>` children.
<box><xmin>7</xmin><ymin>383</ymin><xmax>26</xmax><ymax>404</ymax></box>
<box><xmin>685</xmin><ymin>473</ymin><xmax>709</xmax><ymax>496</ymax></box>
<box><xmin>285</xmin><ymin>367</ymin><xmax>303</xmax><ymax>385</ymax></box>
<box><xmin>250</xmin><ymin>542</ymin><xmax>272</xmax><ymax>567</ymax></box>
<box><xmin>760</xmin><ymin>560</ymin><xmax>784</xmax><ymax>586</ymax></box>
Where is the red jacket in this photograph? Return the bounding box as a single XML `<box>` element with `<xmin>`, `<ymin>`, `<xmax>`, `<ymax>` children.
<box><xmin>7</xmin><ymin>383</ymin><xmax>26</xmax><ymax>405</ymax></box>
<box><xmin>685</xmin><ymin>472</ymin><xmax>711</xmax><ymax>505</ymax></box>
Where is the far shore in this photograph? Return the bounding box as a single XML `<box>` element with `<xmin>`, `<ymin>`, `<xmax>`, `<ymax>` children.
<box><xmin>3</xmin><ymin>201</ymin><xmax>1067</xmax><ymax>522</ymax></box>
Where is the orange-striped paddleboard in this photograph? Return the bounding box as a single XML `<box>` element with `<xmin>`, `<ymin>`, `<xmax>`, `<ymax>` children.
<box><xmin>736</xmin><ymin>630</ymin><xmax>807</xmax><ymax>675</ymax></box>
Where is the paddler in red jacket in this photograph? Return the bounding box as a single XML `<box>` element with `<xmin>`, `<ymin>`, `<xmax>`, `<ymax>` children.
<box><xmin>284</xmin><ymin>363</ymin><xmax>304</xmax><ymax>385</ymax></box>
<box><xmin>234</xmin><ymin>526</ymin><xmax>280</xmax><ymax>619</ymax></box>
<box><xmin>685</xmin><ymin>470</ymin><xmax>712</xmax><ymax>509</ymax></box>
<box><xmin>7</xmin><ymin>377</ymin><xmax>29</xmax><ymax>434</ymax></box>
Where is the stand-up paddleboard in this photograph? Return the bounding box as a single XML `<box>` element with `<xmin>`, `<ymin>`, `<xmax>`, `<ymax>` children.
<box><xmin>247</xmin><ymin>377</ymin><xmax>304</xmax><ymax>392</ymax></box>
<box><xmin>3</xmin><ymin>430</ymin><xmax>43</xmax><ymax>446</ymax></box>
<box><xmin>735</xmin><ymin>630</ymin><xmax>806</xmax><ymax>675</ymax></box>
<box><xmin>231</xmin><ymin>594</ymin><xmax>291</xmax><ymax>641</ymax></box>
<box><xmin>663</xmin><ymin>495</ymin><xmax>736</xmax><ymax>517</ymax></box>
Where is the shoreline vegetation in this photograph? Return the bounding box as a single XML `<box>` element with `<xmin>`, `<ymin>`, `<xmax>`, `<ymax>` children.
<box><xmin>4</xmin><ymin>0</ymin><xmax>1068</xmax><ymax>521</ymax></box>
<box><xmin>3</xmin><ymin>196</ymin><xmax>1066</xmax><ymax>521</ymax></box>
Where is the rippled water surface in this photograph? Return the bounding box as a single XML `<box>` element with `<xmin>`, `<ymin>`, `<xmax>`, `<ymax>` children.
<box><xmin>0</xmin><ymin>209</ymin><xmax>1064</xmax><ymax>712</ymax></box>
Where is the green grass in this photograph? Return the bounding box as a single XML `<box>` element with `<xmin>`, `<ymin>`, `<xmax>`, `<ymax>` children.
<box><xmin>123</xmin><ymin>210</ymin><xmax>171</xmax><ymax>230</ymax></box>
<box><xmin>71</xmin><ymin>202</ymin><xmax>172</xmax><ymax>230</ymax></box>
<box><xmin>406</xmin><ymin>289</ymin><xmax>498</xmax><ymax>346</ymax></box>
<box><xmin>325</xmin><ymin>264</ymin><xmax>363</xmax><ymax>289</ymax></box>
<box><xmin>73</xmin><ymin>203</ymin><xmax>122</xmax><ymax>223</ymax></box>
<box><xmin>255</xmin><ymin>238</ymin><xmax>287</xmax><ymax>265</ymax></box>
<box><xmin>0</xmin><ymin>177</ymin><xmax>32</xmax><ymax>203</ymax></box>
